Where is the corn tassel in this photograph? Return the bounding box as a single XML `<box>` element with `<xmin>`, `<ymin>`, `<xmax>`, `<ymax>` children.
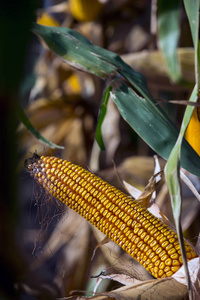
<box><xmin>25</xmin><ymin>154</ymin><xmax>197</xmax><ymax>279</ymax></box>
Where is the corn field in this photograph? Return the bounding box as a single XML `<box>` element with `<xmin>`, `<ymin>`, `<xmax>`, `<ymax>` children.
<box><xmin>1</xmin><ymin>1</ymin><xmax>200</xmax><ymax>300</ymax></box>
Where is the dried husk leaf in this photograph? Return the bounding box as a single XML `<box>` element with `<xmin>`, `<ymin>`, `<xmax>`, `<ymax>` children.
<box><xmin>122</xmin><ymin>48</ymin><xmax>195</xmax><ymax>84</ymax></box>
<box><xmin>101</xmin><ymin>99</ymin><xmax>120</xmax><ymax>164</ymax></box>
<box><xmin>33</xmin><ymin>209</ymin><xmax>89</xmax><ymax>263</ymax></box>
<box><xmin>30</xmin><ymin>209</ymin><xmax>91</xmax><ymax>295</ymax></box>
<box><xmin>119</xmin><ymin>156</ymin><xmax>165</xmax><ymax>186</ymax></box>
<box><xmin>172</xmin><ymin>257</ymin><xmax>200</xmax><ymax>300</ymax></box>
<box><xmin>66</xmin><ymin>277</ymin><xmax>188</xmax><ymax>300</ymax></box>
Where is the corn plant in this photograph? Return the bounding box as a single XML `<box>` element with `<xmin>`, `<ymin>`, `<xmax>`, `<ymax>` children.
<box><xmin>17</xmin><ymin>0</ymin><xmax>200</xmax><ymax>299</ymax></box>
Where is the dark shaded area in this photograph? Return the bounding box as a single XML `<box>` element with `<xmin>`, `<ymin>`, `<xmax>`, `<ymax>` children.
<box><xmin>0</xmin><ymin>1</ymin><xmax>39</xmax><ymax>299</ymax></box>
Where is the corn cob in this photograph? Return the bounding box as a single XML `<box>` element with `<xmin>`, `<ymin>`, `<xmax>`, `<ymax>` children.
<box><xmin>25</xmin><ymin>154</ymin><xmax>197</xmax><ymax>279</ymax></box>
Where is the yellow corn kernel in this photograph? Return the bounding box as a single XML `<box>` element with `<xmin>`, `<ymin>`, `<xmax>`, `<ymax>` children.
<box><xmin>25</xmin><ymin>155</ymin><xmax>197</xmax><ymax>279</ymax></box>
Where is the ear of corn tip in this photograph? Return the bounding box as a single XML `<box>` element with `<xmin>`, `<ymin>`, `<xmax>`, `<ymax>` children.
<box><xmin>25</xmin><ymin>154</ymin><xmax>197</xmax><ymax>279</ymax></box>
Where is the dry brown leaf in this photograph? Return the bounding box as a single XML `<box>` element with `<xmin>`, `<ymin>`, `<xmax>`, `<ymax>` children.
<box><xmin>119</xmin><ymin>156</ymin><xmax>165</xmax><ymax>187</ymax></box>
<box><xmin>91</xmin><ymin>236</ymin><xmax>111</xmax><ymax>261</ymax></box>
<box><xmin>122</xmin><ymin>156</ymin><xmax>162</xmax><ymax>214</ymax></box>
<box><xmin>91</xmin><ymin>270</ymin><xmax>144</xmax><ymax>289</ymax></box>
<box><xmin>33</xmin><ymin>209</ymin><xmax>89</xmax><ymax>263</ymax></box>
<box><xmin>136</xmin><ymin>176</ymin><xmax>157</xmax><ymax>207</ymax></box>
<box><xmin>172</xmin><ymin>258</ymin><xmax>200</xmax><ymax>300</ymax></box>
<box><xmin>180</xmin><ymin>170</ymin><xmax>200</xmax><ymax>203</ymax></box>
<box><xmin>181</xmin><ymin>197</ymin><xmax>200</xmax><ymax>232</ymax></box>
<box><xmin>122</xmin><ymin>180</ymin><xmax>141</xmax><ymax>199</ymax></box>
<box><xmin>62</xmin><ymin>118</ymin><xmax>87</xmax><ymax>163</ymax></box>
<box><xmin>101</xmin><ymin>99</ymin><xmax>120</xmax><ymax>164</ymax></box>
<box><xmin>98</xmin><ymin>278</ymin><xmax>188</xmax><ymax>300</ymax></box>
<box><xmin>122</xmin><ymin>48</ymin><xmax>195</xmax><ymax>84</ymax></box>
<box><xmin>29</xmin><ymin>209</ymin><xmax>92</xmax><ymax>296</ymax></box>
<box><xmin>66</xmin><ymin>277</ymin><xmax>188</xmax><ymax>300</ymax></box>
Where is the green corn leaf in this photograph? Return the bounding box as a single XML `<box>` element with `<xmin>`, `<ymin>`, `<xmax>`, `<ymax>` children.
<box><xmin>183</xmin><ymin>0</ymin><xmax>200</xmax><ymax>87</ymax></box>
<box><xmin>158</xmin><ymin>0</ymin><xmax>182</xmax><ymax>82</ymax></box>
<box><xmin>183</xmin><ymin>0</ymin><xmax>199</xmax><ymax>50</ymax></box>
<box><xmin>17</xmin><ymin>103</ymin><xmax>64</xmax><ymax>149</ymax></box>
<box><xmin>32</xmin><ymin>23</ymin><xmax>156</xmax><ymax>106</ymax></box>
<box><xmin>165</xmin><ymin>84</ymin><xmax>198</xmax><ymax>294</ymax></box>
<box><xmin>32</xmin><ymin>23</ymin><xmax>117</xmax><ymax>78</ymax></box>
<box><xmin>165</xmin><ymin>84</ymin><xmax>198</xmax><ymax>216</ymax></box>
<box><xmin>165</xmin><ymin>1</ymin><xmax>200</xmax><ymax>293</ymax></box>
<box><xmin>112</xmin><ymin>81</ymin><xmax>200</xmax><ymax>177</ymax></box>
<box><xmin>32</xmin><ymin>23</ymin><xmax>200</xmax><ymax>177</ymax></box>
<box><xmin>95</xmin><ymin>85</ymin><xmax>112</xmax><ymax>150</ymax></box>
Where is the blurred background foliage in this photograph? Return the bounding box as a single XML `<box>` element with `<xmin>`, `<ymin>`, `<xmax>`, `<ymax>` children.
<box><xmin>1</xmin><ymin>0</ymin><xmax>200</xmax><ymax>299</ymax></box>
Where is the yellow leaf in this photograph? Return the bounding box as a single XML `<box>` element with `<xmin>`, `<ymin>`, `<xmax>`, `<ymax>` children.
<box><xmin>37</xmin><ymin>12</ymin><xmax>60</xmax><ymax>27</ymax></box>
<box><xmin>185</xmin><ymin>108</ymin><xmax>200</xmax><ymax>156</ymax></box>
<box><xmin>69</xmin><ymin>0</ymin><xmax>103</xmax><ymax>22</ymax></box>
<box><xmin>67</xmin><ymin>73</ymin><xmax>82</xmax><ymax>94</ymax></box>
